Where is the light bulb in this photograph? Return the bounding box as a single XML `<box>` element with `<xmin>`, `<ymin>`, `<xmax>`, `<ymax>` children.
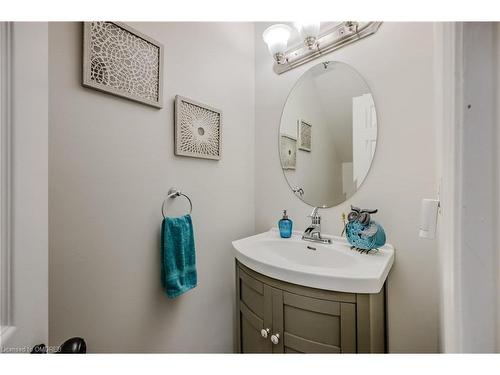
<box><xmin>262</xmin><ymin>24</ymin><xmax>292</xmax><ymax>64</ymax></box>
<box><xmin>295</xmin><ymin>22</ymin><xmax>320</xmax><ymax>49</ymax></box>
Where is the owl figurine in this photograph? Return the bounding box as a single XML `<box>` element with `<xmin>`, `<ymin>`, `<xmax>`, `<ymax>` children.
<box><xmin>344</xmin><ymin>206</ymin><xmax>386</xmax><ymax>253</ymax></box>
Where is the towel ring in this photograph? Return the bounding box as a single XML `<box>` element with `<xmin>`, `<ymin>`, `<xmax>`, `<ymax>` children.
<box><xmin>162</xmin><ymin>188</ymin><xmax>193</xmax><ymax>218</ymax></box>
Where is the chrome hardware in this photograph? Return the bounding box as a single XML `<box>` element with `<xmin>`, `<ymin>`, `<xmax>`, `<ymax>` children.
<box><xmin>302</xmin><ymin>207</ymin><xmax>332</xmax><ymax>244</ymax></box>
<box><xmin>274</xmin><ymin>52</ymin><xmax>287</xmax><ymax>65</ymax></box>
<box><xmin>270</xmin><ymin>333</ymin><xmax>280</xmax><ymax>345</ymax></box>
<box><xmin>161</xmin><ymin>187</ymin><xmax>193</xmax><ymax>218</ymax></box>
<box><xmin>345</xmin><ymin>21</ymin><xmax>359</xmax><ymax>33</ymax></box>
<box><xmin>303</xmin><ymin>36</ymin><xmax>318</xmax><ymax>50</ymax></box>
<box><xmin>260</xmin><ymin>328</ymin><xmax>270</xmax><ymax>338</ymax></box>
<box><xmin>292</xmin><ymin>187</ymin><xmax>304</xmax><ymax>197</ymax></box>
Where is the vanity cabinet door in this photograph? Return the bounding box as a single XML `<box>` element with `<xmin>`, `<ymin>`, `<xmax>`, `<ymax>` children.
<box><xmin>237</xmin><ymin>267</ymin><xmax>273</xmax><ymax>353</ymax></box>
<box><xmin>281</xmin><ymin>292</ymin><xmax>356</xmax><ymax>353</ymax></box>
<box><xmin>268</xmin><ymin>285</ymin><xmax>284</xmax><ymax>354</ymax></box>
<box><xmin>236</xmin><ymin>262</ymin><xmax>385</xmax><ymax>354</ymax></box>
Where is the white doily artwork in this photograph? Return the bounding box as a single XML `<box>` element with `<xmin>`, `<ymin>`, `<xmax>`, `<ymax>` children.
<box><xmin>298</xmin><ymin>119</ymin><xmax>312</xmax><ymax>152</ymax></box>
<box><xmin>174</xmin><ymin>96</ymin><xmax>222</xmax><ymax>160</ymax></box>
<box><xmin>280</xmin><ymin>134</ymin><xmax>297</xmax><ymax>170</ymax></box>
<box><xmin>82</xmin><ymin>22</ymin><xmax>163</xmax><ymax>108</ymax></box>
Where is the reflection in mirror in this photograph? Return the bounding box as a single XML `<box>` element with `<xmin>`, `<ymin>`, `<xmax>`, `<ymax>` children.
<box><xmin>279</xmin><ymin>61</ymin><xmax>377</xmax><ymax>208</ymax></box>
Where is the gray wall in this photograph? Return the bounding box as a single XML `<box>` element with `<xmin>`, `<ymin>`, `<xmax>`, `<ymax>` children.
<box><xmin>49</xmin><ymin>22</ymin><xmax>255</xmax><ymax>352</ymax></box>
<box><xmin>254</xmin><ymin>22</ymin><xmax>439</xmax><ymax>353</ymax></box>
<box><xmin>281</xmin><ymin>73</ymin><xmax>343</xmax><ymax>206</ymax></box>
<box><xmin>497</xmin><ymin>23</ymin><xmax>500</xmax><ymax>353</ymax></box>
<box><xmin>457</xmin><ymin>22</ymin><xmax>497</xmax><ymax>353</ymax></box>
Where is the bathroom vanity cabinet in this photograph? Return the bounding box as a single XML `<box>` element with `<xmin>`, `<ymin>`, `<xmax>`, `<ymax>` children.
<box><xmin>235</xmin><ymin>261</ymin><xmax>386</xmax><ymax>353</ymax></box>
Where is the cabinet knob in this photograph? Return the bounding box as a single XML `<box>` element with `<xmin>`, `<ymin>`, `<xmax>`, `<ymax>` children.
<box><xmin>260</xmin><ymin>328</ymin><xmax>270</xmax><ymax>338</ymax></box>
<box><xmin>270</xmin><ymin>333</ymin><xmax>280</xmax><ymax>345</ymax></box>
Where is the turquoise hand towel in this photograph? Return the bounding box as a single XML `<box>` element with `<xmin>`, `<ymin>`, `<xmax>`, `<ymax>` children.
<box><xmin>161</xmin><ymin>214</ymin><xmax>197</xmax><ymax>298</ymax></box>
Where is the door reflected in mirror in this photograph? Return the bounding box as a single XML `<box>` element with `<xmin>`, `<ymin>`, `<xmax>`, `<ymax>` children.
<box><xmin>279</xmin><ymin>61</ymin><xmax>377</xmax><ymax>208</ymax></box>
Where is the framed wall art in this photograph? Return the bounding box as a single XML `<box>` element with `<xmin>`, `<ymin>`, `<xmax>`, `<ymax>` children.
<box><xmin>298</xmin><ymin>119</ymin><xmax>312</xmax><ymax>152</ymax></box>
<box><xmin>82</xmin><ymin>22</ymin><xmax>164</xmax><ymax>108</ymax></box>
<box><xmin>280</xmin><ymin>134</ymin><xmax>297</xmax><ymax>170</ymax></box>
<box><xmin>174</xmin><ymin>95</ymin><xmax>223</xmax><ymax>160</ymax></box>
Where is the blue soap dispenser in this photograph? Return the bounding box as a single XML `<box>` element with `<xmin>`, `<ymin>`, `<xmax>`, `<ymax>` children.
<box><xmin>279</xmin><ymin>210</ymin><xmax>293</xmax><ymax>238</ymax></box>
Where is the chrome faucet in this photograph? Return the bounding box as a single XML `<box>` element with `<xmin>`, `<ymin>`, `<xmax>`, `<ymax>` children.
<box><xmin>302</xmin><ymin>207</ymin><xmax>332</xmax><ymax>244</ymax></box>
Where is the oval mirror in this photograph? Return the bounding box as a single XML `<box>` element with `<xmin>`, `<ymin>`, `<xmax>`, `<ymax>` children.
<box><xmin>279</xmin><ymin>61</ymin><xmax>377</xmax><ymax>208</ymax></box>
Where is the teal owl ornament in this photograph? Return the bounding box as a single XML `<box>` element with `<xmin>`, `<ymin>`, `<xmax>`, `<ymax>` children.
<box><xmin>344</xmin><ymin>206</ymin><xmax>386</xmax><ymax>253</ymax></box>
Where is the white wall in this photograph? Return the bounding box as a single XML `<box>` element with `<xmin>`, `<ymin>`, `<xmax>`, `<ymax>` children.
<box><xmin>458</xmin><ymin>22</ymin><xmax>497</xmax><ymax>353</ymax></box>
<box><xmin>49</xmin><ymin>22</ymin><xmax>255</xmax><ymax>352</ymax></box>
<box><xmin>1</xmin><ymin>22</ymin><xmax>49</xmax><ymax>350</ymax></box>
<box><xmin>437</xmin><ymin>22</ymin><xmax>499</xmax><ymax>353</ymax></box>
<box><xmin>255</xmin><ymin>22</ymin><xmax>439</xmax><ymax>353</ymax></box>
<box><xmin>313</xmin><ymin>64</ymin><xmax>370</xmax><ymax>163</ymax></box>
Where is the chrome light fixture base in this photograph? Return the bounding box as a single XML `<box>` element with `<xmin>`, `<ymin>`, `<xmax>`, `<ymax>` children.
<box><xmin>303</xmin><ymin>36</ymin><xmax>318</xmax><ymax>49</ymax></box>
<box><xmin>273</xmin><ymin>22</ymin><xmax>382</xmax><ymax>75</ymax></box>
<box><xmin>273</xmin><ymin>52</ymin><xmax>287</xmax><ymax>65</ymax></box>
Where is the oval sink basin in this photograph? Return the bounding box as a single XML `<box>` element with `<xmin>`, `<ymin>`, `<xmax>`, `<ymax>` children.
<box><xmin>232</xmin><ymin>229</ymin><xmax>394</xmax><ymax>293</ymax></box>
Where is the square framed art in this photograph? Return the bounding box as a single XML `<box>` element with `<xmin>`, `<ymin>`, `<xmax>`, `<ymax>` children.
<box><xmin>280</xmin><ymin>134</ymin><xmax>297</xmax><ymax>170</ymax></box>
<box><xmin>174</xmin><ymin>95</ymin><xmax>223</xmax><ymax>160</ymax></box>
<box><xmin>82</xmin><ymin>22</ymin><xmax>164</xmax><ymax>108</ymax></box>
<box><xmin>297</xmin><ymin>119</ymin><xmax>312</xmax><ymax>152</ymax></box>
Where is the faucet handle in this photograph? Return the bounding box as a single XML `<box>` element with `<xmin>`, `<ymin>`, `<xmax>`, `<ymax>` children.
<box><xmin>308</xmin><ymin>207</ymin><xmax>322</xmax><ymax>226</ymax></box>
<box><xmin>308</xmin><ymin>207</ymin><xmax>320</xmax><ymax>218</ymax></box>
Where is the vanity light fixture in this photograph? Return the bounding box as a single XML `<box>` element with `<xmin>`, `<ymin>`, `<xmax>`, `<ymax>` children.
<box><xmin>262</xmin><ymin>24</ymin><xmax>292</xmax><ymax>65</ymax></box>
<box><xmin>294</xmin><ymin>21</ymin><xmax>320</xmax><ymax>49</ymax></box>
<box><xmin>263</xmin><ymin>21</ymin><xmax>383</xmax><ymax>74</ymax></box>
